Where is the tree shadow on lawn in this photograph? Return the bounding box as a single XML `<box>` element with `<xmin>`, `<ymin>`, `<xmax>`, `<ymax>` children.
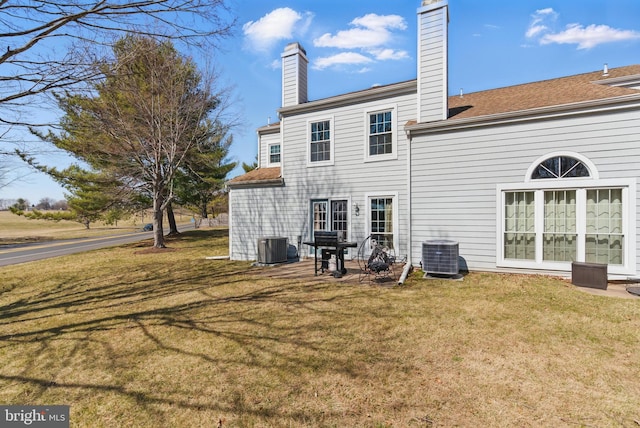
<box><xmin>0</xmin><ymin>254</ymin><xmax>383</xmax><ymax>424</ymax></box>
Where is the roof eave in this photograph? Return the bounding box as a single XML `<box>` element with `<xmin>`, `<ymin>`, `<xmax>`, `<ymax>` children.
<box><xmin>278</xmin><ymin>80</ymin><xmax>417</xmax><ymax>116</ymax></box>
<box><xmin>226</xmin><ymin>178</ymin><xmax>285</xmax><ymax>189</ymax></box>
<box><xmin>257</xmin><ymin>123</ymin><xmax>281</xmax><ymax>134</ymax></box>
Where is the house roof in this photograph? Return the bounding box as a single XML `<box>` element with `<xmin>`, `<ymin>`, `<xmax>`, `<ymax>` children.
<box><xmin>230</xmin><ymin>65</ymin><xmax>640</xmax><ymax>187</ymax></box>
<box><xmin>226</xmin><ymin>167</ymin><xmax>283</xmax><ymax>188</ymax></box>
<box><xmin>446</xmin><ymin>65</ymin><xmax>640</xmax><ymax>121</ymax></box>
<box><xmin>257</xmin><ymin>122</ymin><xmax>281</xmax><ymax>134</ymax></box>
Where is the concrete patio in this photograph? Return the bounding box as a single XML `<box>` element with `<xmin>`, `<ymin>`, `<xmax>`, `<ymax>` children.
<box><xmin>249</xmin><ymin>258</ymin><xmax>640</xmax><ymax>299</ymax></box>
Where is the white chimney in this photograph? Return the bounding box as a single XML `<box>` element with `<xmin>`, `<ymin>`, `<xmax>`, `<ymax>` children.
<box><xmin>417</xmin><ymin>0</ymin><xmax>449</xmax><ymax>123</ymax></box>
<box><xmin>281</xmin><ymin>42</ymin><xmax>308</xmax><ymax>107</ymax></box>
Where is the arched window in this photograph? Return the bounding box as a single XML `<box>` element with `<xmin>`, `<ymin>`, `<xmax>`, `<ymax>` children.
<box><xmin>531</xmin><ymin>155</ymin><xmax>590</xmax><ymax>179</ymax></box>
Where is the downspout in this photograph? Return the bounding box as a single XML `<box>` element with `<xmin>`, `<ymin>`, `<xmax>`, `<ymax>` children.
<box><xmin>256</xmin><ymin>129</ymin><xmax>261</xmax><ymax>169</ymax></box>
<box><xmin>399</xmin><ymin>127</ymin><xmax>413</xmax><ymax>285</ymax></box>
<box><xmin>227</xmin><ymin>186</ymin><xmax>233</xmax><ymax>260</ymax></box>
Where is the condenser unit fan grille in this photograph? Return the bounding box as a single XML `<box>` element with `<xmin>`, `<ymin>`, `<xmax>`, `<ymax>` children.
<box><xmin>257</xmin><ymin>237</ymin><xmax>288</xmax><ymax>264</ymax></box>
<box><xmin>422</xmin><ymin>240</ymin><xmax>459</xmax><ymax>275</ymax></box>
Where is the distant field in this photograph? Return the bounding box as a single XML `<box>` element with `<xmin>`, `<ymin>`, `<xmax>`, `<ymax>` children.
<box><xmin>0</xmin><ymin>209</ymin><xmax>193</xmax><ymax>244</ymax></box>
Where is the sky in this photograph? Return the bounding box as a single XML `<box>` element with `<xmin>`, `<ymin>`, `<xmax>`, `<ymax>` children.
<box><xmin>2</xmin><ymin>0</ymin><xmax>640</xmax><ymax>204</ymax></box>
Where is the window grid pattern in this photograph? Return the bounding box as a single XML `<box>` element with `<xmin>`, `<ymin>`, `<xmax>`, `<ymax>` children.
<box><xmin>504</xmin><ymin>191</ymin><xmax>535</xmax><ymax>260</ymax></box>
<box><xmin>313</xmin><ymin>202</ymin><xmax>327</xmax><ymax>232</ymax></box>
<box><xmin>370</xmin><ymin>197</ymin><xmax>394</xmax><ymax>249</ymax></box>
<box><xmin>369</xmin><ymin>111</ymin><xmax>392</xmax><ymax>156</ymax></box>
<box><xmin>269</xmin><ymin>144</ymin><xmax>280</xmax><ymax>164</ymax></box>
<box><xmin>331</xmin><ymin>200</ymin><xmax>348</xmax><ymax>240</ymax></box>
<box><xmin>532</xmin><ymin>156</ymin><xmax>590</xmax><ymax>179</ymax></box>
<box><xmin>310</xmin><ymin>120</ymin><xmax>331</xmax><ymax>162</ymax></box>
<box><xmin>543</xmin><ymin>190</ymin><xmax>577</xmax><ymax>262</ymax></box>
<box><xmin>586</xmin><ymin>188</ymin><xmax>623</xmax><ymax>265</ymax></box>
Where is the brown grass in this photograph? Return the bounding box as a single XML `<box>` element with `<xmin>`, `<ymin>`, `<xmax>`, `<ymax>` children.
<box><xmin>0</xmin><ymin>209</ymin><xmax>192</xmax><ymax>244</ymax></box>
<box><xmin>1</xmin><ymin>229</ymin><xmax>639</xmax><ymax>427</ymax></box>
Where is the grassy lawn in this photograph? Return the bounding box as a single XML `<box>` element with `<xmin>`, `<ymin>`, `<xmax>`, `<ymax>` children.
<box><xmin>1</xmin><ymin>229</ymin><xmax>639</xmax><ymax>427</ymax></box>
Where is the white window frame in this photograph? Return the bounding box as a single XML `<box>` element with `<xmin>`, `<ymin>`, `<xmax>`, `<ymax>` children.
<box><xmin>497</xmin><ymin>178</ymin><xmax>636</xmax><ymax>275</ymax></box>
<box><xmin>307</xmin><ymin>116</ymin><xmax>335</xmax><ymax>167</ymax></box>
<box><xmin>363</xmin><ymin>104</ymin><xmax>398</xmax><ymax>162</ymax></box>
<box><xmin>364</xmin><ymin>192</ymin><xmax>399</xmax><ymax>252</ymax></box>
<box><xmin>267</xmin><ymin>142</ymin><xmax>281</xmax><ymax>166</ymax></box>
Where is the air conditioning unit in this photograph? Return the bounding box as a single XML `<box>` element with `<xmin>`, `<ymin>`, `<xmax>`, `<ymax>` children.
<box><xmin>257</xmin><ymin>237</ymin><xmax>288</xmax><ymax>264</ymax></box>
<box><xmin>422</xmin><ymin>240</ymin><xmax>459</xmax><ymax>275</ymax></box>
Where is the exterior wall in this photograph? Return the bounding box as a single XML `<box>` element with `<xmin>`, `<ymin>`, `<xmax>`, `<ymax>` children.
<box><xmin>258</xmin><ymin>131</ymin><xmax>281</xmax><ymax>168</ymax></box>
<box><xmin>281</xmin><ymin>44</ymin><xmax>308</xmax><ymax>107</ymax></box>
<box><xmin>417</xmin><ymin>1</ymin><xmax>448</xmax><ymax>123</ymax></box>
<box><xmin>410</xmin><ymin>107</ymin><xmax>640</xmax><ymax>276</ymax></box>
<box><xmin>229</xmin><ymin>185</ymin><xmax>289</xmax><ymax>260</ymax></box>
<box><xmin>230</xmin><ymin>90</ymin><xmax>417</xmax><ymax>261</ymax></box>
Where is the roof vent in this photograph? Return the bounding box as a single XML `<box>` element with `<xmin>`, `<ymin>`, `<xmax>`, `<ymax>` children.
<box><xmin>603</xmin><ymin>63</ymin><xmax>609</xmax><ymax>77</ymax></box>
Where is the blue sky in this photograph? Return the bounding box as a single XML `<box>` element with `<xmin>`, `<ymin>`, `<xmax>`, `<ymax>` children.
<box><xmin>3</xmin><ymin>0</ymin><xmax>640</xmax><ymax>204</ymax></box>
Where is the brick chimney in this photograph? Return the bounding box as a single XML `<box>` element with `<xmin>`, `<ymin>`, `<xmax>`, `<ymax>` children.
<box><xmin>281</xmin><ymin>42</ymin><xmax>308</xmax><ymax>107</ymax></box>
<box><xmin>417</xmin><ymin>0</ymin><xmax>449</xmax><ymax>122</ymax></box>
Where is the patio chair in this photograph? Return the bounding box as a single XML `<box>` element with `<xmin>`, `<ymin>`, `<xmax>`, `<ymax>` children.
<box><xmin>357</xmin><ymin>235</ymin><xmax>395</xmax><ymax>283</ymax></box>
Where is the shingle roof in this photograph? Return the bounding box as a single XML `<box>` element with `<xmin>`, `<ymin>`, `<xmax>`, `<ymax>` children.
<box><xmin>447</xmin><ymin>65</ymin><xmax>640</xmax><ymax>120</ymax></box>
<box><xmin>226</xmin><ymin>167</ymin><xmax>282</xmax><ymax>187</ymax></box>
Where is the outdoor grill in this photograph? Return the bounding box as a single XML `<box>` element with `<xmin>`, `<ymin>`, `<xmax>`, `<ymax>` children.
<box><xmin>304</xmin><ymin>231</ymin><xmax>356</xmax><ymax>277</ymax></box>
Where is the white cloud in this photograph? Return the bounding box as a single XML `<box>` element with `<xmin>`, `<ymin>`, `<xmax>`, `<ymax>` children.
<box><xmin>369</xmin><ymin>48</ymin><xmax>409</xmax><ymax>61</ymax></box>
<box><xmin>351</xmin><ymin>14</ymin><xmax>407</xmax><ymax>32</ymax></box>
<box><xmin>314</xmin><ymin>13</ymin><xmax>407</xmax><ymax>49</ymax></box>
<box><xmin>311</xmin><ymin>12</ymin><xmax>408</xmax><ymax>71</ymax></box>
<box><xmin>541</xmin><ymin>23</ymin><xmax>640</xmax><ymax>49</ymax></box>
<box><xmin>243</xmin><ymin>8</ymin><xmax>313</xmax><ymax>52</ymax></box>
<box><xmin>525</xmin><ymin>7</ymin><xmax>640</xmax><ymax>49</ymax></box>
<box><xmin>315</xmin><ymin>28</ymin><xmax>388</xmax><ymax>49</ymax></box>
<box><xmin>525</xmin><ymin>8</ymin><xmax>558</xmax><ymax>38</ymax></box>
<box><xmin>313</xmin><ymin>52</ymin><xmax>373</xmax><ymax>70</ymax></box>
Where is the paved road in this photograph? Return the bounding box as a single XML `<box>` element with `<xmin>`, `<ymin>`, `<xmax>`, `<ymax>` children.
<box><xmin>0</xmin><ymin>224</ymin><xmax>194</xmax><ymax>267</ymax></box>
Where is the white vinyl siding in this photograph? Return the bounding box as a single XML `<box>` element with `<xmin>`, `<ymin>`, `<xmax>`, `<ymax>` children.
<box><xmin>230</xmin><ymin>90</ymin><xmax>414</xmax><ymax>262</ymax></box>
<box><xmin>411</xmin><ymin>108</ymin><xmax>639</xmax><ymax>276</ymax></box>
<box><xmin>417</xmin><ymin>2</ymin><xmax>448</xmax><ymax>123</ymax></box>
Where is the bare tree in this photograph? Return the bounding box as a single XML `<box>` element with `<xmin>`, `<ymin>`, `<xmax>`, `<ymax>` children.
<box><xmin>0</xmin><ymin>0</ymin><xmax>235</xmax><ymax>128</ymax></box>
<box><xmin>38</xmin><ymin>36</ymin><xmax>226</xmax><ymax>247</ymax></box>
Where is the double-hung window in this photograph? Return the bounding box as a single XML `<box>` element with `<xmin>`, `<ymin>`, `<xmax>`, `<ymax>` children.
<box><xmin>499</xmin><ymin>154</ymin><xmax>635</xmax><ymax>274</ymax></box>
<box><xmin>308</xmin><ymin>118</ymin><xmax>334</xmax><ymax>165</ymax></box>
<box><xmin>268</xmin><ymin>143</ymin><xmax>281</xmax><ymax>165</ymax></box>
<box><xmin>365</xmin><ymin>105</ymin><xmax>397</xmax><ymax>162</ymax></box>
<box><xmin>369</xmin><ymin>112</ymin><xmax>392</xmax><ymax>155</ymax></box>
